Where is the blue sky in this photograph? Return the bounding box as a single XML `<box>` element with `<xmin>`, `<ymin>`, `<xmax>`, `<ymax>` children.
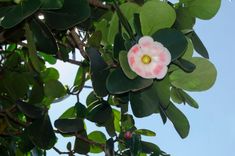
<box><xmin>48</xmin><ymin>1</ymin><xmax>235</xmax><ymax>155</ymax></box>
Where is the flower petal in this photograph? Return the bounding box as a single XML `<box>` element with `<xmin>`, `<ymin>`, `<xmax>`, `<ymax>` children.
<box><xmin>139</xmin><ymin>36</ymin><xmax>154</xmax><ymax>48</ymax></box>
<box><xmin>153</xmin><ymin>65</ymin><xmax>168</xmax><ymax>79</ymax></box>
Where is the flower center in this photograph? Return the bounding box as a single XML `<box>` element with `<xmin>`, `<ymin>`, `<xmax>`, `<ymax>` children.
<box><xmin>141</xmin><ymin>55</ymin><xmax>152</xmax><ymax>64</ymax></box>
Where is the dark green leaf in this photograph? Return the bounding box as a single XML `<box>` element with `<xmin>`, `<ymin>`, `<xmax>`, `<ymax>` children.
<box><xmin>54</xmin><ymin>118</ymin><xmax>84</xmax><ymax>133</ymax></box>
<box><xmin>26</xmin><ymin>115</ymin><xmax>57</xmax><ymax>149</ymax></box>
<box><xmin>105</xmin><ymin>138</ymin><xmax>114</xmax><ymax>156</ymax></box>
<box><xmin>141</xmin><ymin>141</ymin><xmax>161</xmax><ymax>154</ymax></box>
<box><xmin>74</xmin><ymin>66</ymin><xmax>85</xmax><ymax>88</ymax></box>
<box><xmin>189</xmin><ymin>31</ymin><xmax>209</xmax><ymax>58</ymax></box>
<box><xmin>75</xmin><ymin>102</ymin><xmax>87</xmax><ymax>118</ymax></box>
<box><xmin>164</xmin><ymin>102</ymin><xmax>190</xmax><ymax>138</ymax></box>
<box><xmin>43</xmin><ymin>0</ymin><xmax>90</xmax><ymax>30</ymax></box>
<box><xmin>174</xmin><ymin>7</ymin><xmax>195</xmax><ymax>30</ymax></box>
<box><xmin>74</xmin><ymin>131</ymin><xmax>90</xmax><ymax>154</ymax></box>
<box><xmin>113</xmin><ymin>33</ymin><xmax>126</xmax><ymax>59</ymax></box>
<box><xmin>88</xmin><ymin>31</ymin><xmax>102</xmax><ymax>48</ymax></box>
<box><xmin>106</xmin><ymin>68</ymin><xmax>153</xmax><ymax>94</ymax></box>
<box><xmin>16</xmin><ymin>101</ymin><xmax>45</xmax><ymax>119</ymax></box>
<box><xmin>41</xmin><ymin>0</ymin><xmax>64</xmax><ymax>10</ymax></box>
<box><xmin>87</xmin><ymin>102</ymin><xmax>112</xmax><ymax>124</ymax></box>
<box><xmin>152</xmin><ymin>28</ymin><xmax>188</xmax><ymax>61</ymax></box>
<box><xmin>41</xmin><ymin>67</ymin><xmax>59</xmax><ymax>82</ymax></box>
<box><xmin>29</xmin><ymin>18</ymin><xmax>58</xmax><ymax>55</ymax></box>
<box><xmin>1</xmin><ymin>0</ymin><xmax>42</xmax><ymax>28</ymax></box>
<box><xmin>173</xmin><ymin>58</ymin><xmax>196</xmax><ymax>73</ymax></box>
<box><xmin>87</xmin><ymin>48</ymin><xmax>109</xmax><ymax>97</ymax></box>
<box><xmin>130</xmin><ymin>81</ymin><xmax>161</xmax><ymax>118</ymax></box>
<box><xmin>29</xmin><ymin>81</ymin><xmax>44</xmax><ymax>104</ymax></box>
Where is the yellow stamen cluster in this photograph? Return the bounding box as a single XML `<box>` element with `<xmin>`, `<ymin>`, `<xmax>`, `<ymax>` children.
<box><xmin>141</xmin><ymin>55</ymin><xmax>152</xmax><ymax>64</ymax></box>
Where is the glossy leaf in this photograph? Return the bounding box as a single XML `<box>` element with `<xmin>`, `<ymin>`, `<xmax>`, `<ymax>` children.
<box><xmin>174</xmin><ymin>7</ymin><xmax>195</xmax><ymax>30</ymax></box>
<box><xmin>165</xmin><ymin>102</ymin><xmax>190</xmax><ymax>138</ymax></box>
<box><xmin>41</xmin><ymin>0</ymin><xmax>64</xmax><ymax>10</ymax></box>
<box><xmin>87</xmin><ymin>48</ymin><xmax>109</xmax><ymax>97</ymax></box>
<box><xmin>44</xmin><ymin>79</ymin><xmax>66</xmax><ymax>98</ymax></box>
<box><xmin>43</xmin><ymin>0</ymin><xmax>90</xmax><ymax>30</ymax></box>
<box><xmin>130</xmin><ymin>81</ymin><xmax>160</xmax><ymax>118</ymax></box>
<box><xmin>119</xmin><ymin>51</ymin><xmax>137</xmax><ymax>79</ymax></box>
<box><xmin>106</xmin><ymin>68</ymin><xmax>153</xmax><ymax>94</ymax></box>
<box><xmin>16</xmin><ymin>101</ymin><xmax>45</xmax><ymax>119</ymax></box>
<box><xmin>88</xmin><ymin>131</ymin><xmax>106</xmax><ymax>153</ymax></box>
<box><xmin>54</xmin><ymin>118</ymin><xmax>84</xmax><ymax>133</ymax></box>
<box><xmin>170</xmin><ymin>57</ymin><xmax>217</xmax><ymax>91</ymax></box>
<box><xmin>1</xmin><ymin>0</ymin><xmax>42</xmax><ymax>28</ymax></box>
<box><xmin>26</xmin><ymin>115</ymin><xmax>57</xmax><ymax>149</ymax></box>
<box><xmin>185</xmin><ymin>0</ymin><xmax>221</xmax><ymax>20</ymax></box>
<box><xmin>135</xmin><ymin>129</ymin><xmax>156</xmax><ymax>137</ymax></box>
<box><xmin>140</xmin><ymin>1</ymin><xmax>176</xmax><ymax>35</ymax></box>
<box><xmin>29</xmin><ymin>18</ymin><xmax>58</xmax><ymax>55</ymax></box>
<box><xmin>189</xmin><ymin>31</ymin><xmax>209</xmax><ymax>58</ymax></box>
<box><xmin>74</xmin><ymin>131</ymin><xmax>90</xmax><ymax>154</ymax></box>
<box><xmin>152</xmin><ymin>28</ymin><xmax>188</xmax><ymax>61</ymax></box>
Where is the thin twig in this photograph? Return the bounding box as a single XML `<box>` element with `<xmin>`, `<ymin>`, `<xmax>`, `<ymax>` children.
<box><xmin>70</xmin><ymin>28</ymin><xmax>88</xmax><ymax>60</ymax></box>
<box><xmin>53</xmin><ymin>147</ymin><xmax>71</xmax><ymax>155</ymax></box>
<box><xmin>76</xmin><ymin>133</ymin><xmax>105</xmax><ymax>150</ymax></box>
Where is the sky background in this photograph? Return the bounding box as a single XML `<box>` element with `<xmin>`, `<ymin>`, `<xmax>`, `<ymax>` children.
<box><xmin>48</xmin><ymin>1</ymin><xmax>235</xmax><ymax>155</ymax></box>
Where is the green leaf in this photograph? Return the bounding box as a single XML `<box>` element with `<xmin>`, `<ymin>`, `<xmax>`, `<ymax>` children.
<box><xmin>38</xmin><ymin>52</ymin><xmax>57</xmax><ymax>65</ymax></box>
<box><xmin>113</xmin><ymin>33</ymin><xmax>126</xmax><ymax>59</ymax></box>
<box><xmin>54</xmin><ymin>118</ymin><xmax>84</xmax><ymax>133</ymax></box>
<box><xmin>173</xmin><ymin>59</ymin><xmax>196</xmax><ymax>73</ymax></box>
<box><xmin>41</xmin><ymin>0</ymin><xmax>64</xmax><ymax>10</ymax></box>
<box><xmin>3</xmin><ymin>72</ymin><xmax>29</xmax><ymax>99</ymax></box>
<box><xmin>59</xmin><ymin>106</ymin><xmax>76</xmax><ymax>119</ymax></box>
<box><xmin>88</xmin><ymin>31</ymin><xmax>102</xmax><ymax>48</ymax></box>
<box><xmin>154</xmin><ymin>76</ymin><xmax>170</xmax><ymax>109</ymax></box>
<box><xmin>135</xmin><ymin>129</ymin><xmax>156</xmax><ymax>137</ymax></box>
<box><xmin>29</xmin><ymin>18</ymin><xmax>58</xmax><ymax>55</ymax></box>
<box><xmin>106</xmin><ymin>68</ymin><xmax>153</xmax><ymax>94</ymax></box>
<box><xmin>130</xmin><ymin>134</ymin><xmax>141</xmax><ymax>156</ymax></box>
<box><xmin>119</xmin><ymin>51</ymin><xmax>137</xmax><ymax>79</ymax></box>
<box><xmin>185</xmin><ymin>0</ymin><xmax>221</xmax><ymax>20</ymax></box>
<box><xmin>113</xmin><ymin>109</ymin><xmax>121</xmax><ymax>132</ymax></box>
<box><xmin>108</xmin><ymin>2</ymin><xmax>140</xmax><ymax>43</ymax></box>
<box><xmin>44</xmin><ymin>79</ymin><xmax>66</xmax><ymax>98</ymax></box>
<box><xmin>152</xmin><ymin>28</ymin><xmax>188</xmax><ymax>61</ymax></box>
<box><xmin>164</xmin><ymin>102</ymin><xmax>190</xmax><ymax>138</ymax></box>
<box><xmin>74</xmin><ymin>66</ymin><xmax>85</xmax><ymax>88</ymax></box>
<box><xmin>129</xmin><ymin>81</ymin><xmax>160</xmax><ymax>118</ymax></box>
<box><xmin>74</xmin><ymin>131</ymin><xmax>90</xmax><ymax>154</ymax></box>
<box><xmin>29</xmin><ymin>82</ymin><xmax>44</xmax><ymax>104</ymax></box>
<box><xmin>1</xmin><ymin>0</ymin><xmax>42</xmax><ymax>28</ymax></box>
<box><xmin>16</xmin><ymin>101</ymin><xmax>45</xmax><ymax>119</ymax></box>
<box><xmin>26</xmin><ymin>115</ymin><xmax>57</xmax><ymax>149</ymax></box>
<box><xmin>75</xmin><ymin>102</ymin><xmax>87</xmax><ymax>118</ymax></box>
<box><xmin>87</xmin><ymin>48</ymin><xmax>109</xmax><ymax>97</ymax></box>
<box><xmin>140</xmin><ymin>1</ymin><xmax>176</xmax><ymax>35</ymax></box>
<box><xmin>170</xmin><ymin>57</ymin><xmax>217</xmax><ymax>91</ymax></box>
<box><xmin>182</xmin><ymin>37</ymin><xmax>194</xmax><ymax>59</ymax></box>
<box><xmin>87</xmin><ymin>102</ymin><xmax>113</xmax><ymax>124</ymax></box>
<box><xmin>43</xmin><ymin>0</ymin><xmax>90</xmax><ymax>30</ymax></box>
<box><xmin>88</xmin><ymin>131</ymin><xmax>106</xmax><ymax>153</ymax></box>
<box><xmin>86</xmin><ymin>91</ymin><xmax>99</xmax><ymax>106</ymax></box>
<box><xmin>189</xmin><ymin>31</ymin><xmax>209</xmax><ymax>58</ymax></box>
<box><xmin>171</xmin><ymin>88</ymin><xmax>199</xmax><ymax>108</ymax></box>
<box><xmin>174</xmin><ymin>7</ymin><xmax>195</xmax><ymax>30</ymax></box>
<box><xmin>121</xmin><ymin>114</ymin><xmax>135</xmax><ymax>131</ymax></box>
<box><xmin>41</xmin><ymin>67</ymin><xmax>59</xmax><ymax>82</ymax></box>
<box><xmin>141</xmin><ymin>141</ymin><xmax>161</xmax><ymax>154</ymax></box>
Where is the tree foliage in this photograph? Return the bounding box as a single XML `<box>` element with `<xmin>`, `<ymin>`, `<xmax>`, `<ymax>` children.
<box><xmin>0</xmin><ymin>0</ymin><xmax>220</xmax><ymax>155</ymax></box>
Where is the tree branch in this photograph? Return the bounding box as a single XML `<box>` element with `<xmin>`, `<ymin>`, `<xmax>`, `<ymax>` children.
<box><xmin>88</xmin><ymin>0</ymin><xmax>111</xmax><ymax>9</ymax></box>
<box><xmin>53</xmin><ymin>147</ymin><xmax>71</xmax><ymax>155</ymax></box>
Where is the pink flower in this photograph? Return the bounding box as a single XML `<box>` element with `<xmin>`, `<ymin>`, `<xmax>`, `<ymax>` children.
<box><xmin>127</xmin><ymin>36</ymin><xmax>171</xmax><ymax>79</ymax></box>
